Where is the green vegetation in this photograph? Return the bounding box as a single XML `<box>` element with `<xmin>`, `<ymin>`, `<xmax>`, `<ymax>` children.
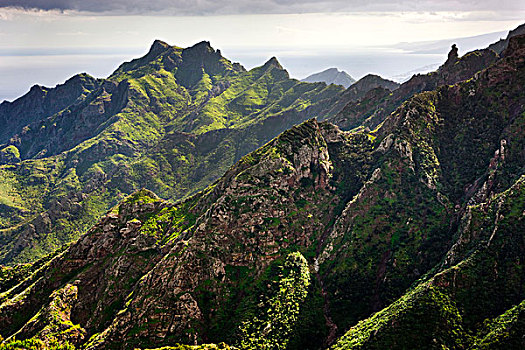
<box><xmin>144</xmin><ymin>344</ymin><xmax>237</xmax><ymax>350</ymax></box>
<box><xmin>0</xmin><ymin>338</ymin><xmax>75</xmax><ymax>350</ymax></box>
<box><xmin>0</xmin><ymin>33</ymin><xmax>524</xmax><ymax>350</ymax></box>
<box><xmin>333</xmin><ymin>175</ymin><xmax>525</xmax><ymax>349</ymax></box>
<box><xmin>332</xmin><ymin>284</ymin><xmax>469</xmax><ymax>350</ymax></box>
<box><xmin>238</xmin><ymin>252</ymin><xmax>310</xmax><ymax>350</ymax></box>
<box><xmin>0</xmin><ymin>40</ymin><xmax>343</xmax><ymax>265</ymax></box>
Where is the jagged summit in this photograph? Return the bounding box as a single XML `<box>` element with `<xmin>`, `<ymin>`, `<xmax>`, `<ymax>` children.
<box><xmin>180</xmin><ymin>41</ymin><xmax>229</xmax><ymax>62</ymax></box>
<box><xmin>354</xmin><ymin>74</ymin><xmax>399</xmax><ymax>89</ymax></box>
<box><xmin>187</xmin><ymin>40</ymin><xmax>215</xmax><ymax>53</ymax></box>
<box><xmin>28</xmin><ymin>84</ymin><xmax>45</xmax><ymax>93</ymax></box>
<box><xmin>144</xmin><ymin>39</ymin><xmax>173</xmax><ymax>60</ymax></box>
<box><xmin>192</xmin><ymin>40</ymin><xmax>212</xmax><ymax>48</ymax></box>
<box><xmin>444</xmin><ymin>43</ymin><xmax>459</xmax><ymax>66</ymax></box>
<box><xmin>263</xmin><ymin>56</ymin><xmax>284</xmax><ymax>70</ymax></box>
<box><xmin>147</xmin><ymin>39</ymin><xmax>171</xmax><ymax>56</ymax></box>
<box><xmin>18</xmin><ymin>73</ymin><xmax>95</xmax><ymax>100</ymax></box>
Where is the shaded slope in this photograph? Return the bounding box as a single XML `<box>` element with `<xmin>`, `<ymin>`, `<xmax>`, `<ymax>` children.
<box><xmin>488</xmin><ymin>23</ymin><xmax>525</xmax><ymax>55</ymax></box>
<box><xmin>0</xmin><ymin>73</ymin><xmax>101</xmax><ymax>146</ymax></box>
<box><xmin>329</xmin><ymin>34</ymin><xmax>525</xmax><ymax>349</ymax></box>
<box><xmin>325</xmin><ymin>74</ymin><xmax>399</xmax><ymax>130</ymax></box>
<box><xmin>332</xmin><ymin>175</ymin><xmax>525</xmax><ymax>350</ymax></box>
<box><xmin>325</xmin><ymin>43</ymin><xmax>499</xmax><ymax>131</ymax></box>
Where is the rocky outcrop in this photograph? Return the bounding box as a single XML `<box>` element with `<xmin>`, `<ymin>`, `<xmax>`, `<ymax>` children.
<box><xmin>0</xmin><ymin>120</ymin><xmax>351</xmax><ymax>349</ymax></box>
<box><xmin>0</xmin><ymin>73</ymin><xmax>100</xmax><ymax>145</ymax></box>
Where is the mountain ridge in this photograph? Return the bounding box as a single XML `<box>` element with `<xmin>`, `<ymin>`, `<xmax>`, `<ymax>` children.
<box><xmin>0</xmin><ymin>39</ymin><xmax>344</xmax><ymax>264</ymax></box>
<box><xmin>0</xmin><ymin>32</ymin><xmax>523</xmax><ymax>350</ymax></box>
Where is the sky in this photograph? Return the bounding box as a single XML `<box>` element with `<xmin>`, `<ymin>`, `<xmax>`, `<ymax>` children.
<box><xmin>1</xmin><ymin>1</ymin><xmax>524</xmax><ymax>102</ymax></box>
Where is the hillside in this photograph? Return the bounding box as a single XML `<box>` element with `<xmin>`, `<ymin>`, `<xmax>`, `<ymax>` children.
<box><xmin>0</xmin><ymin>40</ymin><xmax>344</xmax><ymax>264</ymax></box>
<box><xmin>1</xmin><ymin>27</ymin><xmax>517</xmax><ymax>266</ymax></box>
<box><xmin>325</xmin><ymin>42</ymin><xmax>499</xmax><ymax>131</ymax></box>
<box><xmin>0</xmin><ymin>31</ymin><xmax>523</xmax><ymax>350</ymax></box>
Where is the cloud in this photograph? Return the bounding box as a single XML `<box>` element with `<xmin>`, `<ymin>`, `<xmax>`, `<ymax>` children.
<box><xmin>0</xmin><ymin>0</ymin><xmax>523</xmax><ymax>15</ymax></box>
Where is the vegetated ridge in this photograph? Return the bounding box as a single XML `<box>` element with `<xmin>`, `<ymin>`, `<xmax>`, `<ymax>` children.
<box><xmin>0</xmin><ymin>31</ymin><xmax>523</xmax><ymax>350</ymax></box>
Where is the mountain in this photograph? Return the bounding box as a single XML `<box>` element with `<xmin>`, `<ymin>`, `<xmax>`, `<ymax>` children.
<box><xmin>330</xmin><ymin>34</ymin><xmax>525</xmax><ymax>349</ymax></box>
<box><xmin>488</xmin><ymin>23</ymin><xmax>525</xmax><ymax>55</ymax></box>
<box><xmin>325</xmin><ymin>43</ymin><xmax>497</xmax><ymax>131</ymax></box>
<box><xmin>322</xmin><ymin>74</ymin><xmax>399</xmax><ymax>121</ymax></box>
<box><xmin>0</xmin><ymin>40</ymin><xmax>344</xmax><ymax>264</ymax></box>
<box><xmin>302</xmin><ymin>68</ymin><xmax>356</xmax><ymax>88</ymax></box>
<box><xmin>389</xmin><ymin>63</ymin><xmax>440</xmax><ymax>83</ymax></box>
<box><xmin>325</xmin><ymin>24</ymin><xmax>525</xmax><ymax>133</ymax></box>
<box><xmin>0</xmin><ymin>31</ymin><xmax>523</xmax><ymax>350</ymax></box>
<box><xmin>1</xmin><ymin>26</ymin><xmax>518</xmax><ymax>266</ymax></box>
<box><xmin>0</xmin><ymin>73</ymin><xmax>101</xmax><ymax>148</ymax></box>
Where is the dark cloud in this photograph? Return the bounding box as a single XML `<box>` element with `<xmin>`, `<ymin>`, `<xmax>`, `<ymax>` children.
<box><xmin>0</xmin><ymin>0</ymin><xmax>523</xmax><ymax>15</ymax></box>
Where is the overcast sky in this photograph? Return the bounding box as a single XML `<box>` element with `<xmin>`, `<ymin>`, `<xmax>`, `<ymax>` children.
<box><xmin>0</xmin><ymin>1</ymin><xmax>524</xmax><ymax>101</ymax></box>
<box><xmin>1</xmin><ymin>0</ymin><xmax>523</xmax><ymax>15</ymax></box>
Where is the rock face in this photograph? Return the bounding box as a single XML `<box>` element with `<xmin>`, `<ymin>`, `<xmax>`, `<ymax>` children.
<box><xmin>302</xmin><ymin>68</ymin><xmax>356</xmax><ymax>88</ymax></box>
<box><xmin>325</xmin><ymin>74</ymin><xmax>400</xmax><ymax>130</ymax></box>
<box><xmin>0</xmin><ymin>73</ymin><xmax>101</xmax><ymax>143</ymax></box>
<box><xmin>0</xmin><ymin>40</ymin><xmax>344</xmax><ymax>265</ymax></box>
<box><xmin>488</xmin><ymin>22</ymin><xmax>525</xmax><ymax>55</ymax></box>
<box><xmin>1</xmin><ymin>34</ymin><xmax>524</xmax><ymax>350</ymax></box>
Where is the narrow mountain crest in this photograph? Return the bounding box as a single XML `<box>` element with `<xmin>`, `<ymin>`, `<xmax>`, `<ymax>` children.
<box><xmin>148</xmin><ymin>39</ymin><xmax>171</xmax><ymax>56</ymax></box>
<box><xmin>263</xmin><ymin>56</ymin><xmax>284</xmax><ymax>70</ymax></box>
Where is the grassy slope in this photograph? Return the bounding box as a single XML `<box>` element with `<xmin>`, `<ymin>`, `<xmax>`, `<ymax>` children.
<box><xmin>330</xmin><ymin>35</ymin><xmax>525</xmax><ymax>349</ymax></box>
<box><xmin>332</xmin><ymin>176</ymin><xmax>525</xmax><ymax>349</ymax></box>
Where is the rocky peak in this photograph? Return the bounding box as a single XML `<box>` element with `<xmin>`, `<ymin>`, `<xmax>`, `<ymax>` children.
<box><xmin>180</xmin><ymin>40</ymin><xmax>230</xmax><ymax>68</ymax></box>
<box><xmin>352</xmin><ymin>74</ymin><xmax>399</xmax><ymax>91</ymax></box>
<box><xmin>445</xmin><ymin>44</ymin><xmax>459</xmax><ymax>66</ymax></box>
<box><xmin>147</xmin><ymin>39</ymin><xmax>171</xmax><ymax>56</ymax></box>
<box><xmin>28</xmin><ymin>84</ymin><xmax>46</xmax><ymax>95</ymax></box>
<box><xmin>263</xmin><ymin>56</ymin><xmax>284</xmax><ymax>70</ymax></box>
<box><xmin>302</xmin><ymin>67</ymin><xmax>356</xmax><ymax>88</ymax></box>
<box><xmin>186</xmin><ymin>40</ymin><xmax>215</xmax><ymax>56</ymax></box>
<box><xmin>0</xmin><ymin>73</ymin><xmax>100</xmax><ymax>145</ymax></box>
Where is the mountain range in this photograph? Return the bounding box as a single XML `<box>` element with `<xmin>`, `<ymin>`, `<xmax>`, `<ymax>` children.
<box><xmin>0</xmin><ymin>40</ymin><xmax>345</xmax><ymax>264</ymax></box>
<box><xmin>0</xmin><ymin>24</ymin><xmax>524</xmax><ymax>350</ymax></box>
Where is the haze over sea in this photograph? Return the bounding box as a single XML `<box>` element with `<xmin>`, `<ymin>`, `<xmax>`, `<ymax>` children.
<box><xmin>0</xmin><ymin>7</ymin><xmax>522</xmax><ymax>102</ymax></box>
